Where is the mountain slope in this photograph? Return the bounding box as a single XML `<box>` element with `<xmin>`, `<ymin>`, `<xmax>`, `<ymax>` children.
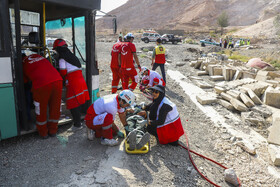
<box><xmin>96</xmin><ymin>0</ymin><xmax>280</xmax><ymax>31</ymax></box>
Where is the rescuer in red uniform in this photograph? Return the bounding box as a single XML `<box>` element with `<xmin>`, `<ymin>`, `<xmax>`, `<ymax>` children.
<box><xmin>22</xmin><ymin>54</ymin><xmax>63</xmax><ymax>138</ymax></box>
<box><xmin>111</xmin><ymin>41</ymin><xmax>123</xmax><ymax>93</ymax></box>
<box><xmin>53</xmin><ymin>39</ymin><xmax>90</xmax><ymax>130</ymax></box>
<box><xmin>118</xmin><ymin>33</ymin><xmax>141</xmax><ymax>91</ymax></box>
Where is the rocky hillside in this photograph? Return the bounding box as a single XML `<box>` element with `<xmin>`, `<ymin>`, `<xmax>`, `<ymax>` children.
<box><xmin>96</xmin><ymin>0</ymin><xmax>280</xmax><ymax>31</ymax></box>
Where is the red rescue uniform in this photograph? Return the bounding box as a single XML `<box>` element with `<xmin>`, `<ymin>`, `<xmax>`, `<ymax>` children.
<box><xmin>156</xmin><ymin>97</ymin><xmax>184</xmax><ymax>144</ymax></box>
<box><xmin>111</xmin><ymin>42</ymin><xmax>123</xmax><ymax>93</ymax></box>
<box><xmin>23</xmin><ymin>54</ymin><xmax>63</xmax><ymax>137</ymax></box>
<box><xmin>59</xmin><ymin>59</ymin><xmax>90</xmax><ymax>109</ymax></box>
<box><xmin>85</xmin><ymin>94</ymin><xmax>124</xmax><ymax>139</ymax></box>
<box><xmin>120</xmin><ymin>42</ymin><xmax>138</xmax><ymax>91</ymax></box>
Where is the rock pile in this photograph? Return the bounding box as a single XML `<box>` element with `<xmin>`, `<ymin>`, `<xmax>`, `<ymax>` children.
<box><xmin>191</xmin><ymin>53</ymin><xmax>280</xmax><ymax>166</ymax></box>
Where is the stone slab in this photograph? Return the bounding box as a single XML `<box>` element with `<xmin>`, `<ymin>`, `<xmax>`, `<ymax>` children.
<box><xmin>242</xmin><ymin>71</ymin><xmax>256</xmax><ymax>79</ymax></box>
<box><xmin>242</xmin><ymin>81</ymin><xmax>271</xmax><ymax>97</ymax></box>
<box><xmin>263</xmin><ymin>87</ymin><xmax>280</xmax><ymax>108</ymax></box>
<box><xmin>230</xmin><ymin>98</ymin><xmax>248</xmax><ymax>112</ymax></box>
<box><xmin>268</xmin><ymin>113</ymin><xmax>280</xmax><ymax>145</ymax></box>
<box><xmin>196</xmin><ymin>94</ymin><xmax>217</xmax><ymax>105</ymax></box>
<box><xmin>217</xmin><ymin>99</ymin><xmax>234</xmax><ymax>111</ymax></box>
<box><xmin>221</xmin><ymin>92</ymin><xmax>233</xmax><ymax>102</ymax></box>
<box><xmin>214</xmin><ymin>86</ymin><xmax>226</xmax><ymax>94</ymax></box>
<box><xmin>196</xmin><ymin>81</ymin><xmax>213</xmax><ymax>89</ymax></box>
<box><xmin>241</xmin><ymin>111</ymin><xmax>266</xmax><ymax>125</ymax></box>
<box><xmin>210</xmin><ymin>75</ymin><xmax>224</xmax><ymax>81</ymax></box>
<box><xmin>226</xmin><ymin>90</ymin><xmax>241</xmax><ymax>100</ymax></box>
<box><xmin>247</xmin><ymin>89</ymin><xmax>262</xmax><ymax>105</ymax></box>
<box><xmin>233</xmin><ymin>70</ymin><xmax>243</xmax><ymax>80</ymax></box>
<box><xmin>240</xmin><ymin>93</ymin><xmax>255</xmax><ymax>108</ymax></box>
<box><xmin>194</xmin><ymin>60</ymin><xmax>202</xmax><ymax>69</ymax></box>
<box><xmin>268</xmin><ymin>144</ymin><xmax>280</xmax><ymax>166</ymax></box>
<box><xmin>196</xmin><ymin>71</ymin><xmax>208</xmax><ymax>76</ymax></box>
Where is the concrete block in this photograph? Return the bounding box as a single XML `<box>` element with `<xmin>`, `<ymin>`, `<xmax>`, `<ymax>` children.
<box><xmin>242</xmin><ymin>71</ymin><xmax>256</xmax><ymax>79</ymax></box>
<box><xmin>196</xmin><ymin>71</ymin><xmax>208</xmax><ymax>76</ymax></box>
<box><xmin>255</xmin><ymin>70</ymin><xmax>270</xmax><ymax>81</ymax></box>
<box><xmin>221</xmin><ymin>92</ymin><xmax>233</xmax><ymax>102</ymax></box>
<box><xmin>255</xmin><ymin>70</ymin><xmax>280</xmax><ymax>81</ymax></box>
<box><xmin>233</xmin><ymin>70</ymin><xmax>243</xmax><ymax>80</ymax></box>
<box><xmin>251</xmin><ymin>105</ymin><xmax>272</xmax><ymax>118</ymax></box>
<box><xmin>247</xmin><ymin>89</ymin><xmax>262</xmax><ymax>105</ymax></box>
<box><xmin>229</xmin><ymin>69</ymin><xmax>237</xmax><ymax>81</ymax></box>
<box><xmin>210</xmin><ymin>75</ymin><xmax>224</xmax><ymax>81</ymax></box>
<box><xmin>190</xmin><ymin>61</ymin><xmax>197</xmax><ymax>67</ymax></box>
<box><xmin>268</xmin><ymin>115</ymin><xmax>280</xmax><ymax>145</ymax></box>
<box><xmin>241</xmin><ymin>111</ymin><xmax>266</xmax><ymax>125</ymax></box>
<box><xmin>263</xmin><ymin>87</ymin><xmax>280</xmax><ymax>109</ymax></box>
<box><xmin>223</xmin><ymin>67</ymin><xmax>231</xmax><ymax>81</ymax></box>
<box><xmin>196</xmin><ymin>81</ymin><xmax>213</xmax><ymax>89</ymax></box>
<box><xmin>266</xmin><ymin>80</ymin><xmax>279</xmax><ymax>88</ymax></box>
<box><xmin>208</xmin><ymin>65</ymin><xmax>222</xmax><ymax>76</ymax></box>
<box><xmin>268</xmin><ymin>144</ymin><xmax>280</xmax><ymax>166</ymax></box>
<box><xmin>226</xmin><ymin>90</ymin><xmax>241</xmax><ymax>100</ymax></box>
<box><xmin>217</xmin><ymin>99</ymin><xmax>234</xmax><ymax>111</ymax></box>
<box><xmin>240</xmin><ymin>93</ymin><xmax>255</xmax><ymax>108</ymax></box>
<box><xmin>213</xmin><ymin>67</ymin><xmax>223</xmax><ymax>76</ymax></box>
<box><xmin>196</xmin><ymin>94</ymin><xmax>217</xmax><ymax>105</ymax></box>
<box><xmin>230</xmin><ymin>98</ymin><xmax>248</xmax><ymax>112</ymax></box>
<box><xmin>214</xmin><ymin>86</ymin><xmax>226</xmax><ymax>94</ymax></box>
<box><xmin>194</xmin><ymin>60</ymin><xmax>202</xmax><ymax>69</ymax></box>
<box><xmin>242</xmin><ymin>81</ymin><xmax>270</xmax><ymax>97</ymax></box>
<box><xmin>189</xmin><ymin>76</ymin><xmax>203</xmax><ymax>81</ymax></box>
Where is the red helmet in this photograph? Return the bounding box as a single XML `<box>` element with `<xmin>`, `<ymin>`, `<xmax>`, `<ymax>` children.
<box><xmin>52</xmin><ymin>39</ymin><xmax>67</xmax><ymax>50</ymax></box>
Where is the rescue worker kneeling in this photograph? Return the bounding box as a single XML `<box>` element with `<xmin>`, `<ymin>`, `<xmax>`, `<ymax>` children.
<box><xmin>140</xmin><ymin>66</ymin><xmax>165</xmax><ymax>90</ymax></box>
<box><xmin>144</xmin><ymin>85</ymin><xmax>184</xmax><ymax>145</ymax></box>
<box><xmin>85</xmin><ymin>90</ymin><xmax>135</xmax><ymax>146</ymax></box>
<box><xmin>125</xmin><ymin>104</ymin><xmax>150</xmax><ymax>150</ymax></box>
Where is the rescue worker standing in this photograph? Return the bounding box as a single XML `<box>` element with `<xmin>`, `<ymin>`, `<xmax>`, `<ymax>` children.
<box><xmin>151</xmin><ymin>38</ymin><xmax>166</xmax><ymax>83</ymax></box>
<box><xmin>53</xmin><ymin>39</ymin><xmax>90</xmax><ymax>130</ymax></box>
<box><xmin>118</xmin><ymin>33</ymin><xmax>141</xmax><ymax>91</ymax></box>
<box><xmin>85</xmin><ymin>90</ymin><xmax>136</xmax><ymax>146</ymax></box>
<box><xmin>22</xmin><ymin>54</ymin><xmax>63</xmax><ymax>138</ymax></box>
<box><xmin>111</xmin><ymin>41</ymin><xmax>123</xmax><ymax>93</ymax></box>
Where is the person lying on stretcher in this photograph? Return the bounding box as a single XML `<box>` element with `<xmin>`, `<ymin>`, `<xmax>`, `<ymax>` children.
<box><xmin>125</xmin><ymin>104</ymin><xmax>150</xmax><ymax>150</ymax></box>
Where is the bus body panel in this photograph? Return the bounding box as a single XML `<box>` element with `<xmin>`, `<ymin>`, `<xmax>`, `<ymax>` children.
<box><xmin>0</xmin><ymin>83</ymin><xmax>18</xmax><ymax>140</ymax></box>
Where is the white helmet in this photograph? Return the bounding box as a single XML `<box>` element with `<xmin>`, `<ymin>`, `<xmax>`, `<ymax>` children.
<box><xmin>141</xmin><ymin>66</ymin><xmax>149</xmax><ymax>72</ymax></box>
<box><xmin>126</xmin><ymin>33</ymin><xmax>134</xmax><ymax>39</ymax></box>
<box><xmin>119</xmin><ymin>90</ymin><xmax>136</xmax><ymax>105</ymax></box>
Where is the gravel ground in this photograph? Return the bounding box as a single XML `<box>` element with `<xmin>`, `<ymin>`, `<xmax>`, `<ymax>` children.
<box><xmin>1</xmin><ymin>41</ymin><xmax>280</xmax><ymax>186</ymax></box>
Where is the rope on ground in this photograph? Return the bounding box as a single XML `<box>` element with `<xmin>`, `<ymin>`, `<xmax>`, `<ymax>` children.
<box><xmin>179</xmin><ymin>120</ymin><xmax>241</xmax><ymax>187</ymax></box>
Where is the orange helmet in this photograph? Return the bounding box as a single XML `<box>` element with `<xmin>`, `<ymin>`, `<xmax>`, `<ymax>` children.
<box><xmin>52</xmin><ymin>39</ymin><xmax>67</xmax><ymax>50</ymax></box>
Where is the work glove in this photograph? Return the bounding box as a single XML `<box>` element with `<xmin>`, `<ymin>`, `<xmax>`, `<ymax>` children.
<box><xmin>125</xmin><ymin>126</ymin><xmax>130</xmax><ymax>132</ymax></box>
<box><xmin>139</xmin><ymin>102</ymin><xmax>146</xmax><ymax>110</ymax></box>
<box><xmin>117</xmin><ymin>131</ymin><xmax>124</xmax><ymax>138</ymax></box>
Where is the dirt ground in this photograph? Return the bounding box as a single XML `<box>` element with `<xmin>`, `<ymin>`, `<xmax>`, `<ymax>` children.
<box><xmin>1</xmin><ymin>41</ymin><xmax>280</xmax><ymax>186</ymax></box>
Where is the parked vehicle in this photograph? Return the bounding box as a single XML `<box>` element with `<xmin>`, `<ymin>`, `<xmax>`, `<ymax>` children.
<box><xmin>200</xmin><ymin>38</ymin><xmax>219</xmax><ymax>47</ymax></box>
<box><xmin>141</xmin><ymin>31</ymin><xmax>161</xmax><ymax>43</ymax></box>
<box><xmin>161</xmin><ymin>34</ymin><xmax>181</xmax><ymax>44</ymax></box>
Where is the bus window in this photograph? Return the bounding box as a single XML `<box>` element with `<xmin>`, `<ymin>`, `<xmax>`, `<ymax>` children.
<box><xmin>74</xmin><ymin>17</ymin><xmax>86</xmax><ymax>78</ymax></box>
<box><xmin>0</xmin><ymin>23</ymin><xmax>3</xmax><ymax>51</ymax></box>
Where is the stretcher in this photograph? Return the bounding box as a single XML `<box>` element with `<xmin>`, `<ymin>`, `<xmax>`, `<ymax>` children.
<box><xmin>124</xmin><ymin>130</ymin><xmax>150</xmax><ymax>154</ymax></box>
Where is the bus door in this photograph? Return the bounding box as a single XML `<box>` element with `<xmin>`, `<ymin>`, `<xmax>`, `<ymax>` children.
<box><xmin>0</xmin><ymin>0</ymin><xmax>18</xmax><ymax>140</ymax></box>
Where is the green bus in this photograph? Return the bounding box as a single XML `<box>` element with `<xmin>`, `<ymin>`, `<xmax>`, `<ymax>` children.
<box><xmin>0</xmin><ymin>0</ymin><xmax>101</xmax><ymax>140</ymax></box>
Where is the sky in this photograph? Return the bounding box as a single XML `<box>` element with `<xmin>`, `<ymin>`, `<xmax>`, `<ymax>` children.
<box><xmin>100</xmin><ymin>0</ymin><xmax>128</xmax><ymax>13</ymax></box>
